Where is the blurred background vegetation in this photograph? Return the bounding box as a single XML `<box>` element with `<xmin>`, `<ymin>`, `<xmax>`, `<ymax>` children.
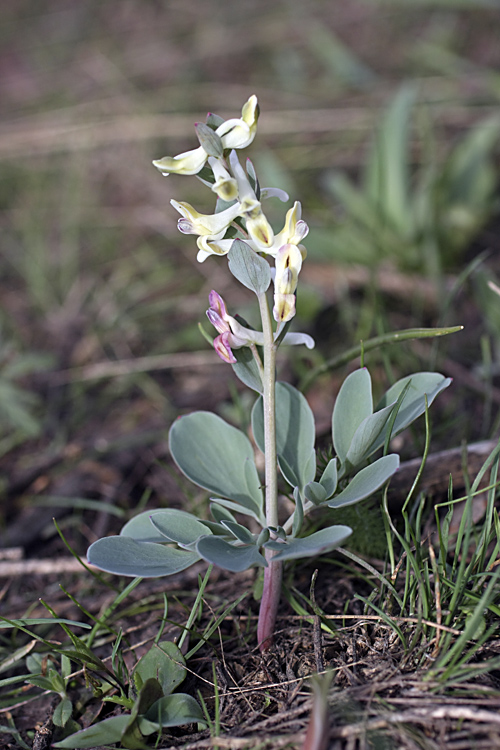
<box><xmin>1</xmin><ymin>0</ymin><xmax>500</xmax><ymax>555</ymax></box>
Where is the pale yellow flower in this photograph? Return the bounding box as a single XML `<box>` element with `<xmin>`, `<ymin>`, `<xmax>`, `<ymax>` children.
<box><xmin>273</xmin><ymin>243</ymin><xmax>304</xmax><ymax>322</ymax></box>
<box><xmin>170</xmin><ymin>200</ymin><xmax>241</xmax><ymax>238</ymax></box>
<box><xmin>153</xmin><ymin>96</ymin><xmax>259</xmax><ymax>176</ymax></box>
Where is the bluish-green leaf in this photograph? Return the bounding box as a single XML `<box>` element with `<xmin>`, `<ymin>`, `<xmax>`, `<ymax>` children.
<box><xmin>133</xmin><ymin>642</ymin><xmax>186</xmax><ymax>696</ymax></box>
<box><xmin>143</xmin><ymin>693</ymin><xmax>206</xmax><ymax>728</ymax></box>
<box><xmin>303</xmin><ymin>450</ymin><xmax>317</xmax><ymax>487</ymax></box>
<box><xmin>87</xmin><ymin>537</ymin><xmax>199</xmax><ymax>578</ymax></box>
<box><xmin>328</xmin><ymin>454</ymin><xmax>400</xmax><ymax>508</ymax></box>
<box><xmin>269</xmin><ymin>525</ymin><xmax>352</xmax><ymax>562</ymax></box>
<box><xmin>201</xmin><ymin>503</ymin><xmax>236</xmax><ymax>534</ymax></box>
<box><xmin>252</xmin><ymin>382</ymin><xmax>316</xmax><ymax>489</ymax></box>
<box><xmin>120</xmin><ymin>511</ymin><xmax>167</xmax><ymax>543</ymax></box>
<box><xmin>209</xmin><ymin>497</ymin><xmax>264</xmax><ymax>521</ymax></box>
<box><xmin>194</xmin><ymin>122</ymin><xmax>223</xmax><ymax>158</ymax></box>
<box><xmin>372</xmin><ymin>372</ymin><xmax>451</xmax><ymax>453</ymax></box>
<box><xmin>53</xmin><ymin>716</ymin><xmax>129</xmax><ymax>748</ymax></box>
<box><xmin>210</xmin><ymin>502</ymin><xmax>237</xmax><ymax>525</ymax></box>
<box><xmin>292</xmin><ymin>486</ymin><xmax>304</xmax><ymax>536</ymax></box>
<box><xmin>221</xmin><ymin>520</ymin><xmax>255</xmax><ymax>544</ymax></box>
<box><xmin>303</xmin><ymin>481</ymin><xmax>327</xmax><ymax>506</ymax></box>
<box><xmin>206</xmin><ymin>112</ymin><xmax>225</xmax><ymax>130</ymax></box>
<box><xmin>231</xmin><ymin>346</ymin><xmax>263</xmax><ymax>393</ymax></box>
<box><xmin>277</xmin><ymin>454</ymin><xmax>300</xmax><ymax>488</ymax></box>
<box><xmin>169</xmin><ymin>411</ymin><xmax>264</xmax><ymax>522</ymax></box>
<box><xmin>196</xmin><ymin>536</ymin><xmax>266</xmax><ymax>572</ymax></box>
<box><xmin>148</xmin><ymin>510</ymin><xmax>212</xmax><ymax>547</ymax></box>
<box><xmin>228</xmin><ymin>239</ymin><xmax>271</xmax><ymax>294</ymax></box>
<box><xmin>345</xmin><ymin>401</ymin><xmax>395</xmax><ymax>468</ymax></box>
<box><xmin>332</xmin><ymin>368</ymin><xmax>373</xmax><ymax>465</ymax></box>
<box><xmin>319</xmin><ymin>458</ymin><xmax>338</xmax><ymax>498</ymax></box>
<box><xmin>121</xmin><ymin>509</ymin><xmax>211</xmax><ymax>545</ymax></box>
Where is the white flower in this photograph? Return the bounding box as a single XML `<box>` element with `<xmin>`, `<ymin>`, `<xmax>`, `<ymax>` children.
<box><xmin>273</xmin><ymin>243</ymin><xmax>304</xmax><ymax>322</ymax></box>
<box><xmin>170</xmin><ymin>200</ymin><xmax>241</xmax><ymax>238</ymax></box>
<box><xmin>229</xmin><ymin>150</ymin><xmax>274</xmax><ymax>251</ymax></box>
<box><xmin>209</xmin><ymin>157</ymin><xmax>238</xmax><ymax>202</ymax></box>
<box><xmin>152</xmin><ymin>96</ymin><xmax>259</xmax><ymax>176</ymax></box>
<box><xmin>245</xmin><ymin>201</ymin><xmax>308</xmax><ymax>258</ymax></box>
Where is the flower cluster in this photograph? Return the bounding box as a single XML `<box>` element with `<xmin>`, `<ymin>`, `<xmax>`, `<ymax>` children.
<box><xmin>206</xmin><ymin>290</ymin><xmax>314</xmax><ymax>364</ymax></box>
<box><xmin>153</xmin><ymin>95</ymin><xmax>311</xmax><ymax>355</ymax></box>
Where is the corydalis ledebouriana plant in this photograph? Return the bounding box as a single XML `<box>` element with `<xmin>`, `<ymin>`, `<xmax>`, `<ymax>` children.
<box><xmin>87</xmin><ymin>95</ymin><xmax>452</xmax><ymax>652</ymax></box>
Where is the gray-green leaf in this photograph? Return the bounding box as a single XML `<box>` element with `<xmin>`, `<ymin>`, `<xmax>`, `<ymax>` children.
<box><xmin>252</xmin><ymin>382</ymin><xmax>316</xmax><ymax>489</ymax></box>
<box><xmin>319</xmin><ymin>458</ymin><xmax>338</xmax><ymax>498</ymax></box>
<box><xmin>121</xmin><ymin>509</ymin><xmax>211</xmax><ymax>545</ymax></box>
<box><xmin>169</xmin><ymin>411</ymin><xmax>264</xmax><ymax>523</ymax></box>
<box><xmin>195</xmin><ymin>122</ymin><xmax>224</xmax><ymax>158</ymax></box>
<box><xmin>303</xmin><ymin>481</ymin><xmax>327</xmax><ymax>506</ymax></box>
<box><xmin>221</xmin><ymin>520</ymin><xmax>255</xmax><ymax>544</ymax></box>
<box><xmin>328</xmin><ymin>454</ymin><xmax>399</xmax><ymax>508</ymax></box>
<box><xmin>269</xmin><ymin>525</ymin><xmax>352</xmax><ymax>562</ymax></box>
<box><xmin>231</xmin><ymin>346</ymin><xmax>263</xmax><ymax>393</ymax></box>
<box><xmin>87</xmin><ymin>537</ymin><xmax>199</xmax><ymax>577</ymax></box>
<box><xmin>345</xmin><ymin>401</ymin><xmax>395</xmax><ymax>469</ymax></box>
<box><xmin>332</xmin><ymin>368</ymin><xmax>373</xmax><ymax>465</ymax></box>
<box><xmin>196</xmin><ymin>536</ymin><xmax>266</xmax><ymax>571</ymax></box>
<box><xmin>228</xmin><ymin>239</ymin><xmax>271</xmax><ymax>294</ymax></box>
<box><xmin>372</xmin><ymin>372</ymin><xmax>451</xmax><ymax>453</ymax></box>
<box><xmin>149</xmin><ymin>510</ymin><xmax>212</xmax><ymax>547</ymax></box>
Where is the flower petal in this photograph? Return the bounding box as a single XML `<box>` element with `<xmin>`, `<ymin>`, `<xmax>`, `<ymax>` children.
<box><xmin>281</xmin><ymin>332</ymin><xmax>315</xmax><ymax>349</ymax></box>
<box><xmin>214</xmin><ymin>332</ymin><xmax>237</xmax><ymax>364</ymax></box>
<box><xmin>153</xmin><ymin>146</ymin><xmax>208</xmax><ymax>176</ymax></box>
<box><xmin>274</xmin><ymin>244</ymin><xmax>303</xmax><ymax>294</ymax></box>
<box><xmin>245</xmin><ymin>211</ymin><xmax>275</xmax><ymax>250</ymax></box>
<box><xmin>273</xmin><ymin>201</ymin><xmax>309</xmax><ymax>249</ymax></box>
<box><xmin>260</xmin><ymin>187</ymin><xmax>290</xmax><ymax>202</ymax></box>
<box><xmin>196</xmin><ymin>237</ymin><xmax>235</xmax><ymax>261</ymax></box>
<box><xmin>209</xmin><ymin>157</ymin><xmax>239</xmax><ymax>201</ymax></box>
<box><xmin>217</xmin><ymin>95</ymin><xmax>259</xmax><ymax>150</ymax></box>
<box><xmin>171</xmin><ymin>200</ymin><xmax>240</xmax><ymax>237</ymax></box>
<box><xmin>273</xmin><ymin>293</ymin><xmax>296</xmax><ymax>323</ymax></box>
<box><xmin>208</xmin><ymin>290</ymin><xmax>228</xmax><ymax>318</ymax></box>
<box><xmin>206</xmin><ymin>308</ymin><xmax>228</xmax><ymax>335</ymax></box>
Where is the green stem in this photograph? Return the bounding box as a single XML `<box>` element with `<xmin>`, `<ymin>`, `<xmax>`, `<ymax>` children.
<box><xmin>258</xmin><ymin>292</ymin><xmax>278</xmax><ymax>528</ymax></box>
<box><xmin>299</xmin><ymin>326</ymin><xmax>463</xmax><ymax>392</ymax></box>
<box><xmin>256</xmin><ymin>291</ymin><xmax>282</xmax><ymax>651</ymax></box>
<box><xmin>249</xmin><ymin>342</ymin><xmax>264</xmax><ymax>382</ymax></box>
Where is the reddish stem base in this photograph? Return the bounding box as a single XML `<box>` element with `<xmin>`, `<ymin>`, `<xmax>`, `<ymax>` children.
<box><xmin>257</xmin><ymin>555</ymin><xmax>283</xmax><ymax>652</ymax></box>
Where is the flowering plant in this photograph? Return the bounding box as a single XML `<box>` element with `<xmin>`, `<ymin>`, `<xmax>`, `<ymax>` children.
<box><xmin>88</xmin><ymin>96</ymin><xmax>451</xmax><ymax>651</ymax></box>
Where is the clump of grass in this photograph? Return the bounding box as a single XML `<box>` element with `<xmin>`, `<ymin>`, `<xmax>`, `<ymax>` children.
<box><xmin>367</xmin><ymin>412</ymin><xmax>500</xmax><ymax>686</ymax></box>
